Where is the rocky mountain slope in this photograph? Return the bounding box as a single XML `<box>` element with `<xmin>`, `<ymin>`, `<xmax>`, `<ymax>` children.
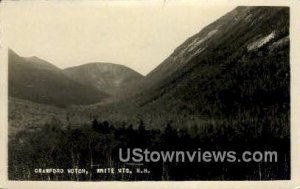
<box><xmin>102</xmin><ymin>6</ymin><xmax>289</xmax><ymax>122</ymax></box>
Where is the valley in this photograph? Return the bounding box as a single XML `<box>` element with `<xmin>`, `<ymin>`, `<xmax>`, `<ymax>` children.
<box><xmin>7</xmin><ymin>6</ymin><xmax>290</xmax><ymax>180</ymax></box>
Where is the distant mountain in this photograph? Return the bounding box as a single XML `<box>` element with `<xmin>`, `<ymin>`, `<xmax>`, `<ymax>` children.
<box><xmin>105</xmin><ymin>6</ymin><xmax>289</xmax><ymax>119</ymax></box>
<box><xmin>63</xmin><ymin>63</ymin><xmax>143</xmax><ymax>97</ymax></box>
<box><xmin>8</xmin><ymin>50</ymin><xmax>109</xmax><ymax>107</ymax></box>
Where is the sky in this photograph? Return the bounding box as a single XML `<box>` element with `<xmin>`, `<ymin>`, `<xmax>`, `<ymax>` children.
<box><xmin>1</xmin><ymin>1</ymin><xmax>234</xmax><ymax>75</ymax></box>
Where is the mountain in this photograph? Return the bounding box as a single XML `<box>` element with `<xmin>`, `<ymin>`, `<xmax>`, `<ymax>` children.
<box><xmin>144</xmin><ymin>7</ymin><xmax>288</xmax><ymax>87</ymax></box>
<box><xmin>102</xmin><ymin>6</ymin><xmax>289</xmax><ymax>121</ymax></box>
<box><xmin>62</xmin><ymin>63</ymin><xmax>143</xmax><ymax>97</ymax></box>
<box><xmin>8</xmin><ymin>6</ymin><xmax>290</xmax><ymax>123</ymax></box>
<box><xmin>8</xmin><ymin>50</ymin><xmax>109</xmax><ymax>107</ymax></box>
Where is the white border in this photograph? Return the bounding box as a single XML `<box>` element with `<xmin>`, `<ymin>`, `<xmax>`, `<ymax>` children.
<box><xmin>0</xmin><ymin>0</ymin><xmax>299</xmax><ymax>188</ymax></box>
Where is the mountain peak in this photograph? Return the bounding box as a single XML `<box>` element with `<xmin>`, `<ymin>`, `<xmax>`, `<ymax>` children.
<box><xmin>9</xmin><ymin>49</ymin><xmax>60</xmax><ymax>71</ymax></box>
<box><xmin>63</xmin><ymin>62</ymin><xmax>144</xmax><ymax>96</ymax></box>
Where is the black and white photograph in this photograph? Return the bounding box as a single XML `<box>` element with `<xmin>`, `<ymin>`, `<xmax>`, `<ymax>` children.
<box><xmin>0</xmin><ymin>0</ymin><xmax>299</xmax><ymax>188</ymax></box>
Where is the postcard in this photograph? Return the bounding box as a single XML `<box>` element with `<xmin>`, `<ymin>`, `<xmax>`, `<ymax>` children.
<box><xmin>0</xmin><ymin>0</ymin><xmax>299</xmax><ymax>188</ymax></box>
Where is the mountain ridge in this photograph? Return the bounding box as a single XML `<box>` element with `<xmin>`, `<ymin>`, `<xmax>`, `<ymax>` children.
<box><xmin>62</xmin><ymin>62</ymin><xmax>144</xmax><ymax>96</ymax></box>
<box><xmin>95</xmin><ymin>6</ymin><xmax>289</xmax><ymax>124</ymax></box>
<box><xmin>8</xmin><ymin>50</ymin><xmax>109</xmax><ymax>107</ymax></box>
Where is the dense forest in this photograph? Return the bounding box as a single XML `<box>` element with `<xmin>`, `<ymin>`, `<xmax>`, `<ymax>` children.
<box><xmin>9</xmin><ymin>116</ymin><xmax>289</xmax><ymax>180</ymax></box>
